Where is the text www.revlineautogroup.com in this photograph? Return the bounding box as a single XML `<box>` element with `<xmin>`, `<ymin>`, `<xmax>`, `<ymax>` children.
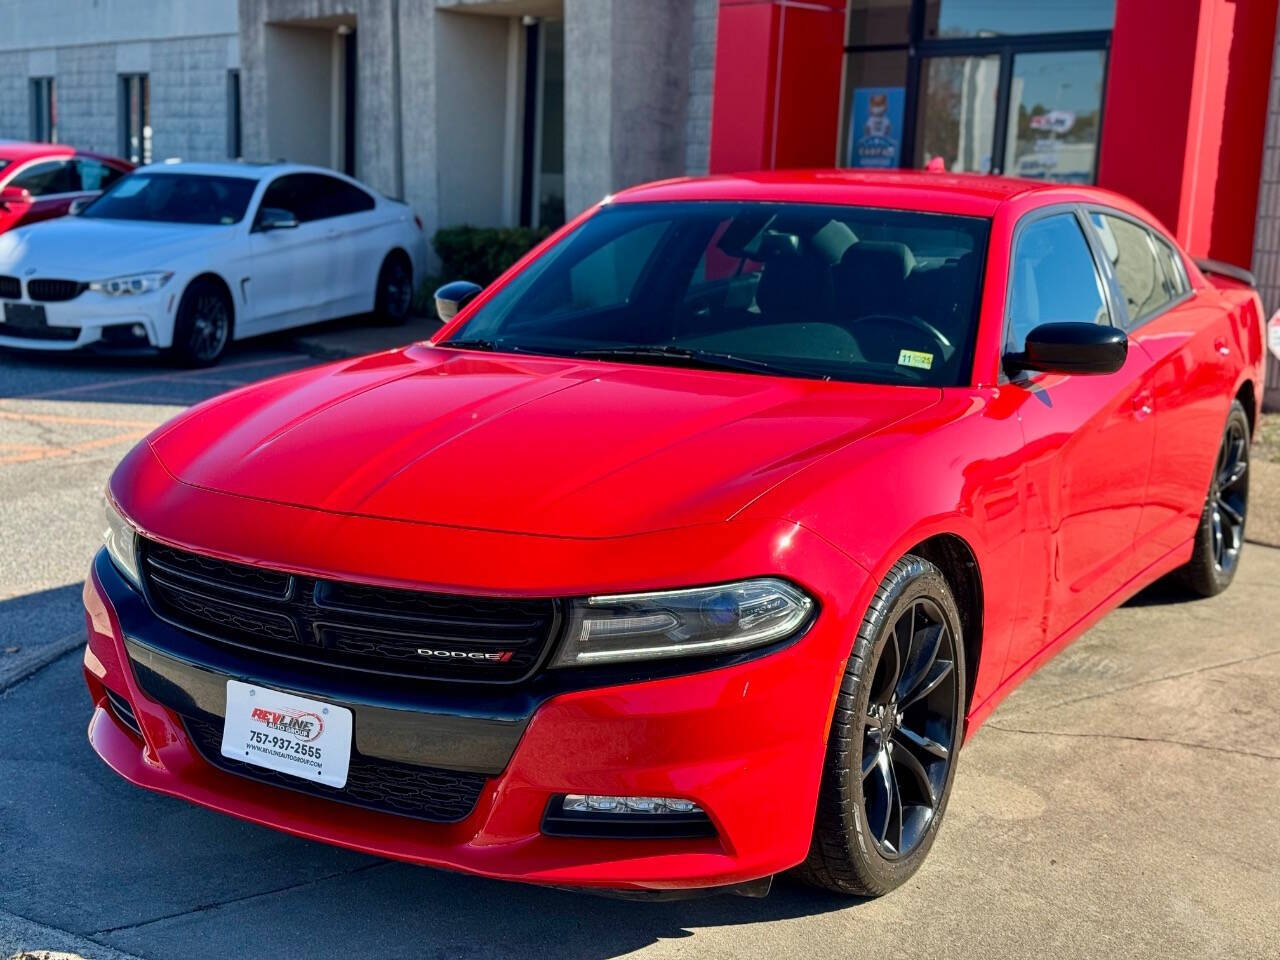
<box><xmin>247</xmin><ymin>742</ymin><xmax>322</xmax><ymax>770</ymax></box>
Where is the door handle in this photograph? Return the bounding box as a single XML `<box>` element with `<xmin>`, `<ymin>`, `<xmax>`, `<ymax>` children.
<box><xmin>1213</xmin><ymin>336</ymin><xmax>1230</xmax><ymax>357</ymax></box>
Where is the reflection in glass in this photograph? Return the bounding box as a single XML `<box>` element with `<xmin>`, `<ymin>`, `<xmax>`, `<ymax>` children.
<box><xmin>915</xmin><ymin>55</ymin><xmax>999</xmax><ymax>173</ymax></box>
<box><xmin>843</xmin><ymin>50</ymin><xmax>909</xmax><ymax>168</ymax></box>
<box><xmin>924</xmin><ymin>0</ymin><xmax>1115</xmax><ymax>38</ymax></box>
<box><xmin>1003</xmin><ymin>50</ymin><xmax>1105</xmax><ymax>183</ymax></box>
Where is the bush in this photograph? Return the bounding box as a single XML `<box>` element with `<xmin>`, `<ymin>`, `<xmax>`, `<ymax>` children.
<box><xmin>432</xmin><ymin>225</ymin><xmax>553</xmax><ymax>288</ymax></box>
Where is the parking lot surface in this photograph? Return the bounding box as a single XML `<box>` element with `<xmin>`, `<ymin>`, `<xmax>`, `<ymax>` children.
<box><xmin>1</xmin><ymin>344</ymin><xmax>1278</xmax><ymax>960</ymax></box>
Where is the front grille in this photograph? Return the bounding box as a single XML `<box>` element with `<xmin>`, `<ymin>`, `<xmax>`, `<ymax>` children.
<box><xmin>27</xmin><ymin>278</ymin><xmax>86</xmax><ymax>302</ymax></box>
<box><xmin>183</xmin><ymin>713</ymin><xmax>487</xmax><ymax>822</ymax></box>
<box><xmin>139</xmin><ymin>540</ymin><xmax>560</xmax><ymax>683</ymax></box>
<box><xmin>0</xmin><ymin>276</ymin><xmax>19</xmax><ymax>299</ymax></box>
<box><xmin>0</xmin><ymin>321</ymin><xmax>78</xmax><ymax>341</ymax></box>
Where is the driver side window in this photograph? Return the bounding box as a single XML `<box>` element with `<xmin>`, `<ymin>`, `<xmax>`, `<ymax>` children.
<box><xmin>1007</xmin><ymin>212</ymin><xmax>1110</xmax><ymax>353</ymax></box>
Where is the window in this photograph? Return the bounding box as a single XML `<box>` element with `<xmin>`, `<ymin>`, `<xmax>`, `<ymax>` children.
<box><xmin>120</xmin><ymin>73</ymin><xmax>151</xmax><ymax>165</ymax></box>
<box><xmin>1152</xmin><ymin>234</ymin><xmax>1188</xmax><ymax>298</ymax></box>
<box><xmin>75</xmin><ymin>158</ymin><xmax>125</xmax><ymax>192</ymax></box>
<box><xmin>923</xmin><ymin>0</ymin><xmax>1116</xmax><ymax>38</ymax></box>
<box><xmin>227</xmin><ymin>70</ymin><xmax>242</xmax><ymax>159</ymax></box>
<box><xmin>1007</xmin><ymin>212</ymin><xmax>1109</xmax><ymax>353</ymax></box>
<box><xmin>256</xmin><ymin>173</ymin><xmax>374</xmax><ymax>226</ymax></box>
<box><xmin>448</xmin><ymin>201</ymin><xmax>991</xmax><ymax>388</ymax></box>
<box><xmin>30</xmin><ymin>77</ymin><xmax>56</xmax><ymax>143</ymax></box>
<box><xmin>81</xmin><ymin>173</ymin><xmax>257</xmax><ymax>225</ymax></box>
<box><xmin>11</xmin><ymin>160</ymin><xmax>78</xmax><ymax>197</ymax></box>
<box><xmin>1088</xmin><ymin>212</ymin><xmax>1176</xmax><ymax>323</ymax></box>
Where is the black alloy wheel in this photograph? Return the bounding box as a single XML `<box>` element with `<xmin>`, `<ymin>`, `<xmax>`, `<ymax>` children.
<box><xmin>171</xmin><ymin>279</ymin><xmax>231</xmax><ymax>367</ymax></box>
<box><xmin>798</xmin><ymin>555</ymin><xmax>965</xmax><ymax>896</ymax></box>
<box><xmin>1178</xmin><ymin>399</ymin><xmax>1251</xmax><ymax>597</ymax></box>
<box><xmin>375</xmin><ymin>254</ymin><xmax>413</xmax><ymax>325</ymax></box>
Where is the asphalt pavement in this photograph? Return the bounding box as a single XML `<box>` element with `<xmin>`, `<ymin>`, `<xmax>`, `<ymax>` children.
<box><xmin>1</xmin><ymin>332</ymin><xmax>1278</xmax><ymax>960</ymax></box>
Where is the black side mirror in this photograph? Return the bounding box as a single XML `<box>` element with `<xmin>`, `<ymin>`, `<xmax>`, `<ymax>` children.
<box><xmin>434</xmin><ymin>280</ymin><xmax>483</xmax><ymax>322</ymax></box>
<box><xmin>257</xmin><ymin>207</ymin><xmax>299</xmax><ymax>231</ymax></box>
<box><xmin>1005</xmin><ymin>322</ymin><xmax>1128</xmax><ymax>377</ymax></box>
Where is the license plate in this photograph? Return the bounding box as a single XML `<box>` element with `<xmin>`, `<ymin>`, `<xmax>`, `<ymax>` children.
<box><xmin>221</xmin><ymin>680</ymin><xmax>352</xmax><ymax>788</ymax></box>
<box><xmin>3</xmin><ymin>302</ymin><xmax>47</xmax><ymax>328</ymax></box>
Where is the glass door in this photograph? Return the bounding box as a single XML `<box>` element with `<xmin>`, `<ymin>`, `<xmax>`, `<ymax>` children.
<box><xmin>1003</xmin><ymin>49</ymin><xmax>1106</xmax><ymax>182</ymax></box>
<box><xmin>914</xmin><ymin>54</ymin><xmax>1000</xmax><ymax>173</ymax></box>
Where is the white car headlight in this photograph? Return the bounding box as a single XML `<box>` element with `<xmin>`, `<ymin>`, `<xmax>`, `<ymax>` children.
<box><xmin>104</xmin><ymin>498</ymin><xmax>141</xmax><ymax>589</ymax></box>
<box><xmin>89</xmin><ymin>271</ymin><xmax>173</xmax><ymax>296</ymax></box>
<box><xmin>550</xmin><ymin>578</ymin><xmax>814</xmax><ymax>667</ymax></box>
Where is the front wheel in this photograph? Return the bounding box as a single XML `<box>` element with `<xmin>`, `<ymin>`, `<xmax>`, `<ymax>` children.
<box><xmin>1176</xmin><ymin>399</ymin><xmax>1250</xmax><ymax>597</ymax></box>
<box><xmin>796</xmin><ymin>555</ymin><xmax>965</xmax><ymax>896</ymax></box>
<box><xmin>169</xmin><ymin>278</ymin><xmax>232</xmax><ymax>367</ymax></box>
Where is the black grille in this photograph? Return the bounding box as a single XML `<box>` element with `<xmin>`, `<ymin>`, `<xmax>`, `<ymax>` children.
<box><xmin>139</xmin><ymin>540</ymin><xmax>560</xmax><ymax>683</ymax></box>
<box><xmin>0</xmin><ymin>321</ymin><xmax>78</xmax><ymax>341</ymax></box>
<box><xmin>27</xmin><ymin>278</ymin><xmax>86</xmax><ymax>302</ymax></box>
<box><xmin>104</xmin><ymin>687</ymin><xmax>143</xmax><ymax>740</ymax></box>
<box><xmin>183</xmin><ymin>713</ymin><xmax>487</xmax><ymax>822</ymax></box>
<box><xmin>0</xmin><ymin>276</ymin><xmax>19</xmax><ymax>299</ymax></box>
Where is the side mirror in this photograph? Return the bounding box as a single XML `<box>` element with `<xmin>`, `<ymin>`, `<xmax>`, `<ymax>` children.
<box><xmin>0</xmin><ymin>185</ymin><xmax>32</xmax><ymax>210</ymax></box>
<box><xmin>68</xmin><ymin>197</ymin><xmax>91</xmax><ymax>216</ymax></box>
<box><xmin>1005</xmin><ymin>322</ymin><xmax>1128</xmax><ymax>377</ymax></box>
<box><xmin>257</xmin><ymin>207</ymin><xmax>299</xmax><ymax>231</ymax></box>
<box><xmin>434</xmin><ymin>280</ymin><xmax>483</xmax><ymax>322</ymax></box>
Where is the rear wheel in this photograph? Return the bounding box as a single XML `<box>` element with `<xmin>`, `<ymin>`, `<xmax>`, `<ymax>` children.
<box><xmin>797</xmin><ymin>556</ymin><xmax>965</xmax><ymax>896</ymax></box>
<box><xmin>1176</xmin><ymin>399</ymin><xmax>1250</xmax><ymax>597</ymax></box>
<box><xmin>373</xmin><ymin>252</ymin><xmax>413</xmax><ymax>325</ymax></box>
<box><xmin>169</xmin><ymin>278</ymin><xmax>231</xmax><ymax>367</ymax></box>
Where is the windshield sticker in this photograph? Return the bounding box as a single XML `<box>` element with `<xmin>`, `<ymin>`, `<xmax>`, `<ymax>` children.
<box><xmin>898</xmin><ymin>349</ymin><xmax>933</xmax><ymax>370</ymax></box>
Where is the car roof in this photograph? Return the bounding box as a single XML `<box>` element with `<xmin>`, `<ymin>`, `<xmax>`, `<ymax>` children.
<box><xmin>0</xmin><ymin>140</ymin><xmax>77</xmax><ymax>164</ymax></box>
<box><xmin>130</xmin><ymin>159</ymin><xmax>361</xmax><ymax>182</ymax></box>
<box><xmin>609</xmin><ymin>170</ymin><xmax>1104</xmax><ymax>218</ymax></box>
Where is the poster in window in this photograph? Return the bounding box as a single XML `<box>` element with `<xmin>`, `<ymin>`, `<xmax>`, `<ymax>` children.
<box><xmin>850</xmin><ymin>87</ymin><xmax>905</xmax><ymax>169</ymax></box>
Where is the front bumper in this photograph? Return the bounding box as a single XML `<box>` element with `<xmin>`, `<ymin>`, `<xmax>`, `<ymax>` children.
<box><xmin>0</xmin><ymin>288</ymin><xmax>174</xmax><ymax>352</ymax></box>
<box><xmin>84</xmin><ymin>539</ymin><xmax>866</xmax><ymax>892</ymax></box>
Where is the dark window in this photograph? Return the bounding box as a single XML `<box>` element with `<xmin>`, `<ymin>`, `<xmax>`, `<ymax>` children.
<box><xmin>80</xmin><ymin>173</ymin><xmax>257</xmax><ymax>224</ymax></box>
<box><xmin>314</xmin><ymin>174</ymin><xmax>375</xmax><ymax>217</ymax></box>
<box><xmin>11</xmin><ymin>159</ymin><xmax>78</xmax><ymax>196</ymax></box>
<box><xmin>257</xmin><ymin>173</ymin><xmax>373</xmax><ymax>225</ymax></box>
<box><xmin>75</xmin><ymin>158</ymin><xmax>125</xmax><ymax>192</ymax></box>
<box><xmin>447</xmin><ymin>201</ymin><xmax>991</xmax><ymax>388</ymax></box>
<box><xmin>227</xmin><ymin>69</ymin><xmax>242</xmax><ymax>159</ymax></box>
<box><xmin>30</xmin><ymin>77</ymin><xmax>56</xmax><ymax>143</ymax></box>
<box><xmin>1007</xmin><ymin>212</ymin><xmax>1109</xmax><ymax>352</ymax></box>
<box><xmin>1087</xmin><ymin>212</ymin><xmax>1174</xmax><ymax>324</ymax></box>
<box><xmin>119</xmin><ymin>73</ymin><xmax>151</xmax><ymax>165</ymax></box>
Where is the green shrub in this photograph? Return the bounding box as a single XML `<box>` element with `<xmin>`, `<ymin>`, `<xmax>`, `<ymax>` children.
<box><xmin>433</xmin><ymin>225</ymin><xmax>553</xmax><ymax>288</ymax></box>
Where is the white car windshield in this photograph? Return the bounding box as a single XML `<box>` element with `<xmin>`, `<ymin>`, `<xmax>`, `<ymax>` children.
<box><xmin>80</xmin><ymin>173</ymin><xmax>258</xmax><ymax>225</ymax></box>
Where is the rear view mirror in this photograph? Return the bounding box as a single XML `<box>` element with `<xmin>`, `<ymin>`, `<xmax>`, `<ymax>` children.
<box><xmin>0</xmin><ymin>185</ymin><xmax>32</xmax><ymax>210</ymax></box>
<box><xmin>1005</xmin><ymin>322</ymin><xmax>1128</xmax><ymax>377</ymax></box>
<box><xmin>434</xmin><ymin>280</ymin><xmax>483</xmax><ymax>322</ymax></box>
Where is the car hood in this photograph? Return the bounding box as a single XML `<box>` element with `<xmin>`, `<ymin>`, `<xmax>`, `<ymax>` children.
<box><xmin>0</xmin><ymin>218</ymin><xmax>231</xmax><ymax>277</ymax></box>
<box><xmin>149</xmin><ymin>346</ymin><xmax>941</xmax><ymax>539</ymax></box>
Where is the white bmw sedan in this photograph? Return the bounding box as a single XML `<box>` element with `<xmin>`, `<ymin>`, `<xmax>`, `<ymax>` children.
<box><xmin>0</xmin><ymin>161</ymin><xmax>427</xmax><ymax>365</ymax></box>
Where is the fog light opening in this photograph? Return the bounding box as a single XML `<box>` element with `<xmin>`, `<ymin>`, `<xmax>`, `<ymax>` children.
<box><xmin>543</xmin><ymin>794</ymin><xmax>716</xmax><ymax>839</ymax></box>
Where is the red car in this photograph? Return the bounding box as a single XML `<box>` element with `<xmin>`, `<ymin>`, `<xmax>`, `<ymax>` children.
<box><xmin>84</xmin><ymin>171</ymin><xmax>1265</xmax><ymax>898</ymax></box>
<box><xmin>0</xmin><ymin>141</ymin><xmax>132</xmax><ymax>234</ymax></box>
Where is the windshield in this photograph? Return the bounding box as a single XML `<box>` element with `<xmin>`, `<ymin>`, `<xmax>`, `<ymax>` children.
<box><xmin>80</xmin><ymin>172</ymin><xmax>258</xmax><ymax>225</ymax></box>
<box><xmin>444</xmin><ymin>201</ymin><xmax>990</xmax><ymax>387</ymax></box>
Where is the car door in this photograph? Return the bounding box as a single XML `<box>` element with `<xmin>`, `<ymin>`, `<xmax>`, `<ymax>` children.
<box><xmin>305</xmin><ymin>173</ymin><xmax>380</xmax><ymax>313</ymax></box>
<box><xmin>1001</xmin><ymin>207</ymin><xmax>1157</xmax><ymax>675</ymax></box>
<box><xmin>1086</xmin><ymin>209</ymin><xmax>1237</xmax><ymax>569</ymax></box>
<box><xmin>245</xmin><ymin>173</ymin><xmax>339</xmax><ymax>331</ymax></box>
<box><xmin>6</xmin><ymin>159</ymin><xmax>81</xmax><ymax>227</ymax></box>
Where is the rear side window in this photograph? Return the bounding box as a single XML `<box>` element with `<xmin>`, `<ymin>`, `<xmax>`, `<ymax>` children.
<box><xmin>258</xmin><ymin>173</ymin><xmax>375</xmax><ymax>224</ymax></box>
<box><xmin>76</xmin><ymin>158</ymin><xmax>125</xmax><ymax>192</ymax></box>
<box><xmin>1151</xmin><ymin>233</ymin><xmax>1188</xmax><ymax>298</ymax></box>
<box><xmin>1088</xmin><ymin>212</ymin><xmax>1176</xmax><ymax>323</ymax></box>
<box><xmin>1007</xmin><ymin>212</ymin><xmax>1110</xmax><ymax>352</ymax></box>
<box><xmin>314</xmin><ymin>175</ymin><xmax>375</xmax><ymax>217</ymax></box>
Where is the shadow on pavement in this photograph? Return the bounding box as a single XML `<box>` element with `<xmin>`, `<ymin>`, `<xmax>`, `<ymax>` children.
<box><xmin>0</xmin><ymin>583</ymin><xmax>86</xmax><ymax>689</ymax></box>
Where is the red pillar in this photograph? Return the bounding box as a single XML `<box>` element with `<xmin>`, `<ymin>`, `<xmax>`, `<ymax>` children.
<box><xmin>708</xmin><ymin>0</ymin><xmax>846</xmax><ymax>173</ymax></box>
<box><xmin>1099</xmin><ymin>0</ymin><xmax>1278</xmax><ymax>266</ymax></box>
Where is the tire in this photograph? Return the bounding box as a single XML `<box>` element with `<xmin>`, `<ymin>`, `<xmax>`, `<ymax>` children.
<box><xmin>796</xmin><ymin>555</ymin><xmax>966</xmax><ymax>897</ymax></box>
<box><xmin>169</xmin><ymin>278</ymin><xmax>232</xmax><ymax>367</ymax></box>
<box><xmin>373</xmin><ymin>252</ymin><xmax>413</xmax><ymax>325</ymax></box>
<box><xmin>1176</xmin><ymin>399</ymin><xmax>1250</xmax><ymax>597</ymax></box>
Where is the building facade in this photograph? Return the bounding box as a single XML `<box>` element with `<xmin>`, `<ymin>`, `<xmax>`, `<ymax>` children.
<box><xmin>0</xmin><ymin>0</ymin><xmax>1277</xmax><ymax>402</ymax></box>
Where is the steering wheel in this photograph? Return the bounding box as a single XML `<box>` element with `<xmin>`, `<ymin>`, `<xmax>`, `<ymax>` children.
<box><xmin>852</xmin><ymin>313</ymin><xmax>955</xmax><ymax>363</ymax></box>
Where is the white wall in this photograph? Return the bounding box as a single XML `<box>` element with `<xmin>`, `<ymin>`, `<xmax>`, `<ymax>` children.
<box><xmin>263</xmin><ymin>25</ymin><xmax>333</xmax><ymax>167</ymax></box>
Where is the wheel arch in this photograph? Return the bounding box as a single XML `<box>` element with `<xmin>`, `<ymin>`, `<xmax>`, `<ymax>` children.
<box><xmin>183</xmin><ymin>271</ymin><xmax>237</xmax><ymax>336</ymax></box>
<box><xmin>904</xmin><ymin>533</ymin><xmax>983</xmax><ymax>718</ymax></box>
<box><xmin>1235</xmin><ymin>378</ymin><xmax>1257</xmax><ymax>437</ymax></box>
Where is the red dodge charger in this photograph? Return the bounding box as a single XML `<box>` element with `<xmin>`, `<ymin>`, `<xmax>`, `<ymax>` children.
<box><xmin>84</xmin><ymin>171</ymin><xmax>1265</xmax><ymax>898</ymax></box>
<box><xmin>0</xmin><ymin>141</ymin><xmax>132</xmax><ymax>234</ymax></box>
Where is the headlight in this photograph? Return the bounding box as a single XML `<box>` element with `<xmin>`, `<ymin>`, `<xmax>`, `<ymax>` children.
<box><xmin>89</xmin><ymin>271</ymin><xmax>173</xmax><ymax>296</ymax></box>
<box><xmin>104</xmin><ymin>498</ymin><xmax>141</xmax><ymax>589</ymax></box>
<box><xmin>549</xmin><ymin>578</ymin><xmax>814</xmax><ymax>667</ymax></box>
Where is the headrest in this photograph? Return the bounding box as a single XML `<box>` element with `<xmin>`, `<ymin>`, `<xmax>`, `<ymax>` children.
<box><xmin>837</xmin><ymin>241</ymin><xmax>916</xmax><ymax>280</ymax></box>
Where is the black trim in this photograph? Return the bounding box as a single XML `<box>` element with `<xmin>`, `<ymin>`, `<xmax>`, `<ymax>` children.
<box><xmin>541</xmin><ymin>796</ymin><xmax>717</xmax><ymax>840</ymax></box>
<box><xmin>104</xmin><ymin>686</ymin><xmax>143</xmax><ymax>740</ymax></box>
<box><xmin>1194</xmin><ymin>257</ymin><xmax>1255</xmax><ymax>289</ymax></box>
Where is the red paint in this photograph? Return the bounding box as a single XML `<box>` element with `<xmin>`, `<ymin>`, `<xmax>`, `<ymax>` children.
<box><xmin>0</xmin><ymin>141</ymin><xmax>132</xmax><ymax>234</ymax></box>
<box><xmin>88</xmin><ymin>172</ymin><xmax>1266</xmax><ymax>890</ymax></box>
<box><xmin>709</xmin><ymin>1</ymin><xmax>1280</xmax><ymax>269</ymax></box>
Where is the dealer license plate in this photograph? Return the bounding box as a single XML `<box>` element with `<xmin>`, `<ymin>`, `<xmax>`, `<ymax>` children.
<box><xmin>221</xmin><ymin>680</ymin><xmax>352</xmax><ymax>788</ymax></box>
